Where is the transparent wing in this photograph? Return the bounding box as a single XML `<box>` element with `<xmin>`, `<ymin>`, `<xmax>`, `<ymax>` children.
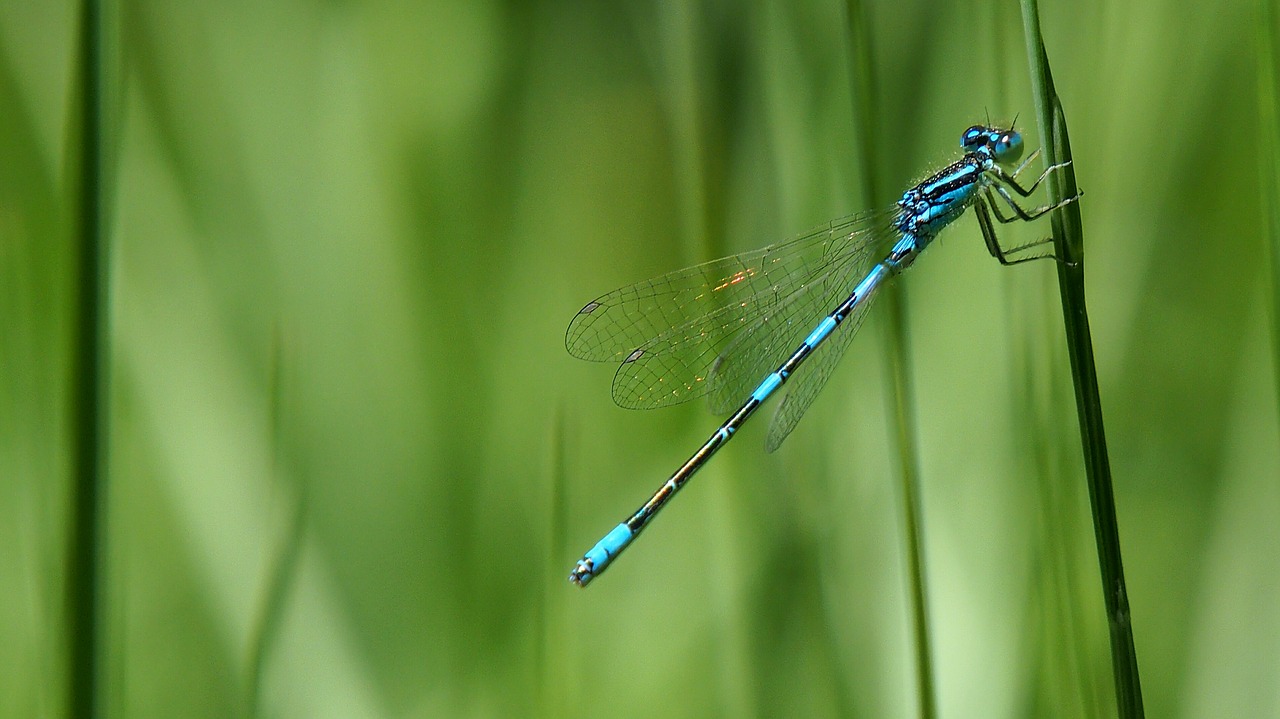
<box><xmin>763</xmin><ymin>277</ymin><xmax>886</xmax><ymax>453</ymax></box>
<box><xmin>705</xmin><ymin>245</ymin><xmax>876</xmax><ymax>414</ymax></box>
<box><xmin>616</xmin><ymin>254</ymin><xmax>864</xmax><ymax>411</ymax></box>
<box><xmin>566</xmin><ymin>210</ymin><xmax>898</xmax><ymax>410</ymax></box>
<box><xmin>566</xmin><ymin>210</ymin><xmax>895</xmax><ymax>363</ymax></box>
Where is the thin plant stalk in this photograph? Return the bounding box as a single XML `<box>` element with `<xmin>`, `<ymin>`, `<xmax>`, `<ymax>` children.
<box><xmin>1018</xmin><ymin>1</ymin><xmax>1145</xmax><ymax>717</ymax></box>
<box><xmin>1259</xmin><ymin>0</ymin><xmax>1280</xmax><ymax>426</ymax></box>
<box><xmin>246</xmin><ymin>328</ymin><xmax>305</xmax><ymax>718</ymax></box>
<box><xmin>843</xmin><ymin>2</ymin><xmax>936</xmax><ymax>717</ymax></box>
<box><xmin>68</xmin><ymin>0</ymin><xmax>111</xmax><ymax>716</ymax></box>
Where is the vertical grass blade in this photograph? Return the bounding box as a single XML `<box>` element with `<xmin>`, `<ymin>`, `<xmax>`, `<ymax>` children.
<box><xmin>68</xmin><ymin>1</ymin><xmax>111</xmax><ymax>716</ymax></box>
<box><xmin>1018</xmin><ymin>2</ymin><xmax>1146</xmax><ymax>717</ymax></box>
<box><xmin>1259</xmin><ymin>0</ymin><xmax>1280</xmax><ymax>424</ymax></box>
<box><xmin>244</xmin><ymin>488</ymin><xmax>306</xmax><ymax>719</ymax></box>
<box><xmin>843</xmin><ymin>2</ymin><xmax>935</xmax><ymax>717</ymax></box>
<box><xmin>881</xmin><ymin>294</ymin><xmax>934</xmax><ymax>719</ymax></box>
<box><xmin>246</xmin><ymin>328</ymin><xmax>305</xmax><ymax>718</ymax></box>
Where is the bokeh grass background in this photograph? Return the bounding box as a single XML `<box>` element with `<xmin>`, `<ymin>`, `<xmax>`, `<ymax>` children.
<box><xmin>2</xmin><ymin>0</ymin><xmax>1278</xmax><ymax>717</ymax></box>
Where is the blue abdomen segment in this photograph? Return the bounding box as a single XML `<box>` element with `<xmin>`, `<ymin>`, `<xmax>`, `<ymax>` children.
<box><xmin>854</xmin><ymin>263</ymin><xmax>890</xmax><ymax>295</ymax></box>
<box><xmin>572</xmin><ymin>523</ymin><xmax>634</xmax><ymax>586</ymax></box>
<box><xmin>751</xmin><ymin>372</ymin><xmax>785</xmax><ymax>402</ymax></box>
<box><xmin>804</xmin><ymin>316</ymin><xmax>838</xmax><ymax>348</ymax></box>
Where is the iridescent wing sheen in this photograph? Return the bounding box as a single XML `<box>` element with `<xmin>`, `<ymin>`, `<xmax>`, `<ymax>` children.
<box><xmin>565</xmin><ymin>210</ymin><xmax>896</xmax><ymax>410</ymax></box>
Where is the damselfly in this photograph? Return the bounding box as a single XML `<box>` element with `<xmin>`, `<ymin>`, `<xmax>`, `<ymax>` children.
<box><xmin>566</xmin><ymin>124</ymin><xmax>1080</xmax><ymax>587</ymax></box>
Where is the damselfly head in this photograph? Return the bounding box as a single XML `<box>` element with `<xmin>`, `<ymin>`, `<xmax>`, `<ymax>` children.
<box><xmin>960</xmin><ymin>125</ymin><xmax>1024</xmax><ymax>165</ymax></box>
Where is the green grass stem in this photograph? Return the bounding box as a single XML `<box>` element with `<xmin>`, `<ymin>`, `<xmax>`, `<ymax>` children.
<box><xmin>1019</xmin><ymin>2</ymin><xmax>1145</xmax><ymax>716</ymax></box>
<box><xmin>843</xmin><ymin>2</ymin><xmax>935</xmax><ymax>717</ymax></box>
<box><xmin>68</xmin><ymin>1</ymin><xmax>109</xmax><ymax>716</ymax></box>
<box><xmin>1259</xmin><ymin>0</ymin><xmax>1280</xmax><ymax>425</ymax></box>
<box><xmin>246</xmin><ymin>328</ymin><xmax>304</xmax><ymax>719</ymax></box>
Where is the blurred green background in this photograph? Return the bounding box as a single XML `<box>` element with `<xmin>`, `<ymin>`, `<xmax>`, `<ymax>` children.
<box><xmin>2</xmin><ymin>0</ymin><xmax>1278</xmax><ymax>717</ymax></box>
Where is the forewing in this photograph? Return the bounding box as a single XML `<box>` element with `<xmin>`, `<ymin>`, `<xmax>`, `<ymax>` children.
<box><xmin>705</xmin><ymin>243</ymin><xmax>877</xmax><ymax>415</ymax></box>
<box><xmin>565</xmin><ymin>211</ymin><xmax>893</xmax><ymax>410</ymax></box>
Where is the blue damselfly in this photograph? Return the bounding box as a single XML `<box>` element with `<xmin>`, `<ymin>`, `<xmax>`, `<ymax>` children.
<box><xmin>566</xmin><ymin>124</ymin><xmax>1080</xmax><ymax>587</ymax></box>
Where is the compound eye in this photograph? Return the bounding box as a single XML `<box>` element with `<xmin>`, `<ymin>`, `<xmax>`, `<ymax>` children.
<box><xmin>961</xmin><ymin>126</ymin><xmax>986</xmax><ymax>149</ymax></box>
<box><xmin>996</xmin><ymin>132</ymin><xmax>1025</xmax><ymax>162</ymax></box>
